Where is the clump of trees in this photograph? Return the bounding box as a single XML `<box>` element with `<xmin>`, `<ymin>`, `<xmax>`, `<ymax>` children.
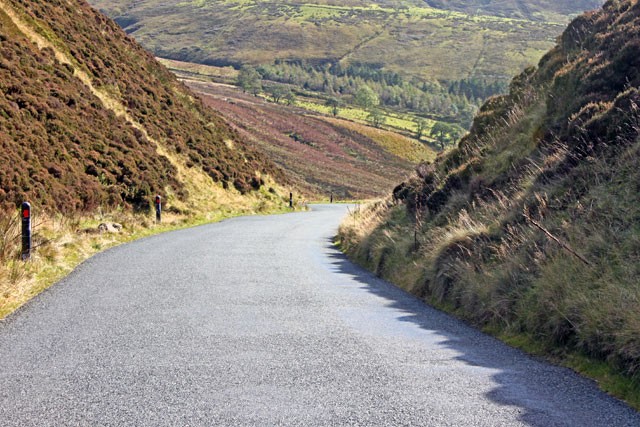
<box><xmin>429</xmin><ymin>122</ymin><xmax>464</xmax><ymax>149</ymax></box>
<box><xmin>252</xmin><ymin>60</ymin><xmax>507</xmax><ymax>129</ymax></box>
<box><xmin>235</xmin><ymin>61</ymin><xmax>492</xmax><ymax>145</ymax></box>
<box><xmin>237</xmin><ymin>65</ymin><xmax>262</xmax><ymax>96</ymax></box>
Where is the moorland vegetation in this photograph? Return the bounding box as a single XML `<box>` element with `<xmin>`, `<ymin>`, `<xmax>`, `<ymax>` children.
<box><xmin>186</xmin><ymin>80</ymin><xmax>436</xmax><ymax>199</ymax></box>
<box><xmin>0</xmin><ymin>0</ymin><xmax>282</xmax><ymax>213</ymax></box>
<box><xmin>90</xmin><ymin>0</ymin><xmax>604</xmax><ymax>132</ymax></box>
<box><xmin>423</xmin><ymin>0</ymin><xmax>602</xmax><ymax>21</ymax></box>
<box><xmin>339</xmin><ymin>0</ymin><xmax>640</xmax><ymax>406</ymax></box>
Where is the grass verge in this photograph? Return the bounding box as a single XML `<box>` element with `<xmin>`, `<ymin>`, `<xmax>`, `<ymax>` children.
<box><xmin>0</xmin><ymin>189</ymin><xmax>300</xmax><ymax>320</ymax></box>
<box><xmin>338</xmin><ymin>199</ymin><xmax>640</xmax><ymax>411</ymax></box>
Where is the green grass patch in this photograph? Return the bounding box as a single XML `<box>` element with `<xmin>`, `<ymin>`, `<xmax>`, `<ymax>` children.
<box><xmin>323</xmin><ymin>117</ymin><xmax>436</xmax><ymax>163</ymax></box>
<box><xmin>293</xmin><ymin>97</ymin><xmax>437</xmax><ymax>136</ymax></box>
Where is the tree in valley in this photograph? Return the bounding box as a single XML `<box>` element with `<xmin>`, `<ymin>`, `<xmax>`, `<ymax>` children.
<box><xmin>265</xmin><ymin>84</ymin><xmax>289</xmax><ymax>104</ymax></box>
<box><xmin>429</xmin><ymin>122</ymin><xmax>463</xmax><ymax>149</ymax></box>
<box><xmin>285</xmin><ymin>89</ymin><xmax>296</xmax><ymax>106</ymax></box>
<box><xmin>354</xmin><ymin>85</ymin><xmax>379</xmax><ymax>111</ymax></box>
<box><xmin>414</xmin><ymin>117</ymin><xmax>429</xmax><ymax>140</ymax></box>
<box><xmin>326</xmin><ymin>97</ymin><xmax>341</xmax><ymax>116</ymax></box>
<box><xmin>367</xmin><ymin>108</ymin><xmax>386</xmax><ymax>128</ymax></box>
<box><xmin>237</xmin><ymin>65</ymin><xmax>262</xmax><ymax>96</ymax></box>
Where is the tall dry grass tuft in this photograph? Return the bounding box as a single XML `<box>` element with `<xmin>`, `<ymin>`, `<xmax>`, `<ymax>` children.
<box><xmin>0</xmin><ymin>207</ymin><xmax>27</xmax><ymax>309</ymax></box>
<box><xmin>0</xmin><ymin>208</ymin><xmax>20</xmax><ymax>264</ymax></box>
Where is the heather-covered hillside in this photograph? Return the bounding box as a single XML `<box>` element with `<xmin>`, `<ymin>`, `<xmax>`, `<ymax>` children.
<box><xmin>340</xmin><ymin>0</ymin><xmax>640</xmax><ymax>404</ymax></box>
<box><xmin>0</xmin><ymin>0</ymin><xmax>281</xmax><ymax>214</ymax></box>
<box><xmin>187</xmin><ymin>80</ymin><xmax>435</xmax><ymax>199</ymax></box>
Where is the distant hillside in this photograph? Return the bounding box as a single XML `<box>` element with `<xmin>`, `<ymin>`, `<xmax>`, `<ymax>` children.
<box><xmin>423</xmin><ymin>0</ymin><xmax>602</xmax><ymax>20</ymax></box>
<box><xmin>185</xmin><ymin>80</ymin><xmax>436</xmax><ymax>199</ymax></box>
<box><xmin>0</xmin><ymin>0</ymin><xmax>282</xmax><ymax>214</ymax></box>
<box><xmin>88</xmin><ymin>0</ymin><xmax>602</xmax><ymax>82</ymax></box>
<box><xmin>340</xmin><ymin>0</ymin><xmax>640</xmax><ymax>405</ymax></box>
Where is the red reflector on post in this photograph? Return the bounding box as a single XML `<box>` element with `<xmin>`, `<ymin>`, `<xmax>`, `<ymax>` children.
<box><xmin>22</xmin><ymin>209</ymin><xmax>30</xmax><ymax>218</ymax></box>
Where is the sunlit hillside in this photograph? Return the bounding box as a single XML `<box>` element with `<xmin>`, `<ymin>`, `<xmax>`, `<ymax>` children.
<box><xmin>90</xmin><ymin>0</ymin><xmax>602</xmax><ymax>82</ymax></box>
<box><xmin>340</xmin><ymin>0</ymin><xmax>640</xmax><ymax>407</ymax></box>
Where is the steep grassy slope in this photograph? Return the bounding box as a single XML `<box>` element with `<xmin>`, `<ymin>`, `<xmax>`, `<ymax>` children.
<box><xmin>88</xmin><ymin>0</ymin><xmax>601</xmax><ymax>82</ymax></box>
<box><xmin>0</xmin><ymin>0</ymin><xmax>282</xmax><ymax>215</ymax></box>
<box><xmin>340</xmin><ymin>0</ymin><xmax>640</xmax><ymax>404</ymax></box>
<box><xmin>186</xmin><ymin>80</ymin><xmax>436</xmax><ymax>199</ymax></box>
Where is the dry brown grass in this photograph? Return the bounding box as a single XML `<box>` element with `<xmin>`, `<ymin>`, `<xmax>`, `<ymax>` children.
<box><xmin>323</xmin><ymin>117</ymin><xmax>436</xmax><ymax>164</ymax></box>
<box><xmin>338</xmin><ymin>1</ymin><xmax>640</xmax><ymax>404</ymax></box>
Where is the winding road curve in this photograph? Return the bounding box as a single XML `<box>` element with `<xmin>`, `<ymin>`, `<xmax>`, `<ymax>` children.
<box><xmin>0</xmin><ymin>205</ymin><xmax>638</xmax><ymax>426</ymax></box>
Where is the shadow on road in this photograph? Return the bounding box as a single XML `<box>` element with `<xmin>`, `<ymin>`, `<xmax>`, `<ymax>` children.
<box><xmin>322</xmin><ymin>238</ymin><xmax>640</xmax><ymax>427</ymax></box>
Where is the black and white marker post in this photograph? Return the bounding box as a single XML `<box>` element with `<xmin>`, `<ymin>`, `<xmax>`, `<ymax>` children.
<box><xmin>21</xmin><ymin>202</ymin><xmax>31</xmax><ymax>261</ymax></box>
<box><xmin>155</xmin><ymin>195</ymin><xmax>162</xmax><ymax>224</ymax></box>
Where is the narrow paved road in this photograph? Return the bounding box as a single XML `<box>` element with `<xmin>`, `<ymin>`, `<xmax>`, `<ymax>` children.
<box><xmin>0</xmin><ymin>205</ymin><xmax>638</xmax><ymax>426</ymax></box>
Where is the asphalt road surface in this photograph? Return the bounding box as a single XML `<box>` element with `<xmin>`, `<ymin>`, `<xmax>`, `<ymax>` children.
<box><xmin>0</xmin><ymin>204</ymin><xmax>638</xmax><ymax>426</ymax></box>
